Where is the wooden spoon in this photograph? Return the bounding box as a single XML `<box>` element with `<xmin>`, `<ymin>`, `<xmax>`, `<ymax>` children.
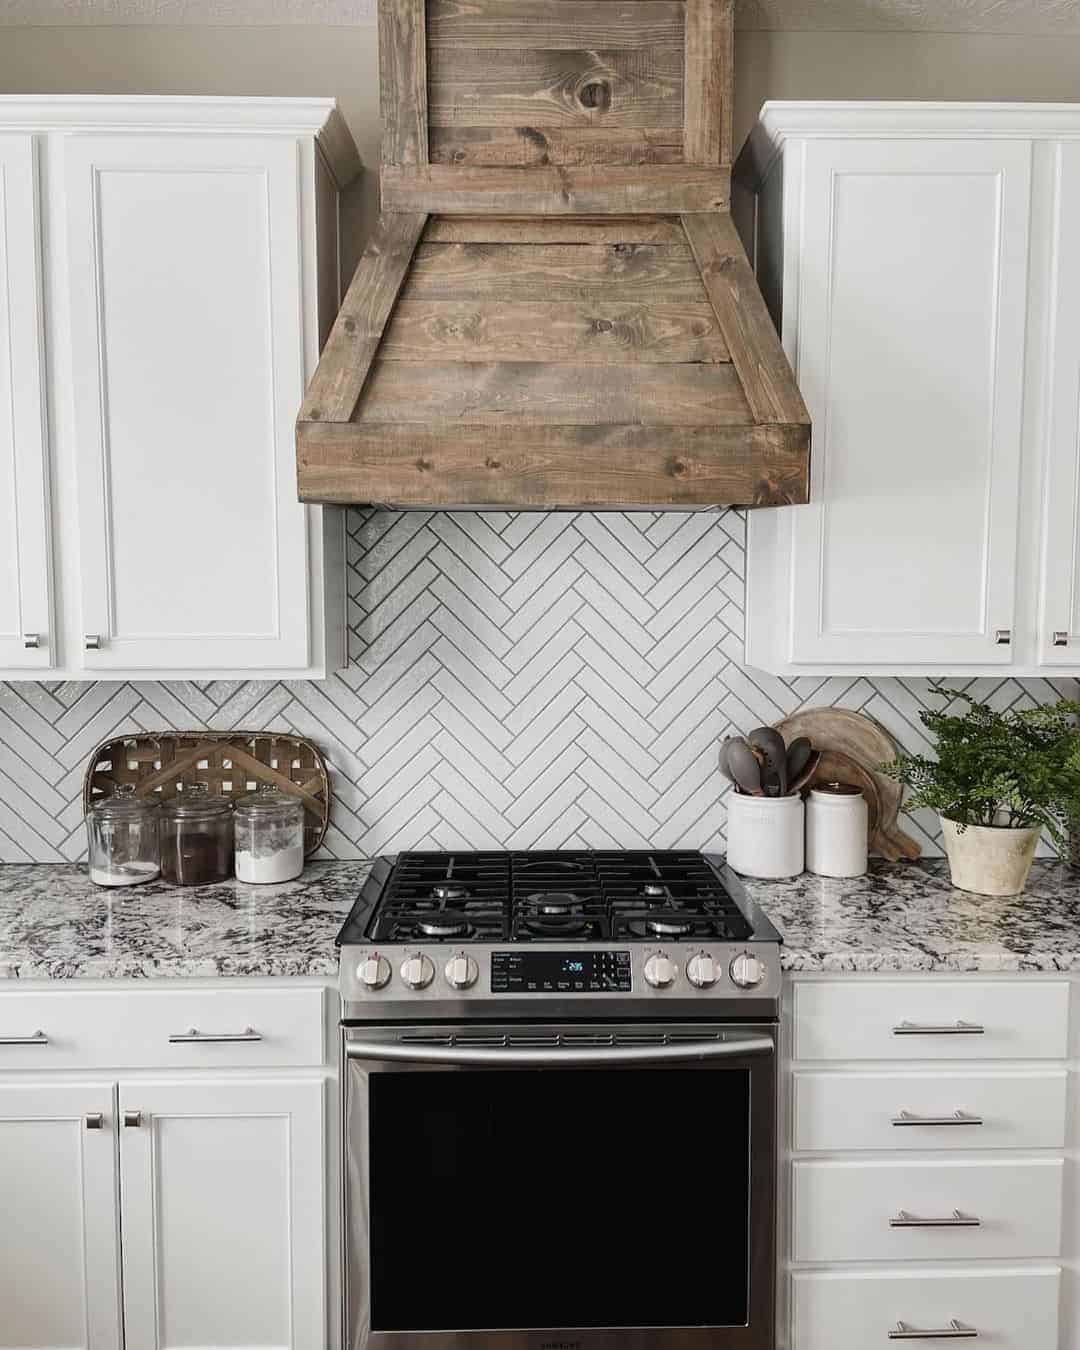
<box><xmin>785</xmin><ymin>737</ymin><xmax>813</xmax><ymax>787</ymax></box>
<box><xmin>749</xmin><ymin>727</ymin><xmax>788</xmax><ymax>797</ymax></box>
<box><xmin>726</xmin><ymin>738</ymin><xmax>764</xmax><ymax>796</ymax></box>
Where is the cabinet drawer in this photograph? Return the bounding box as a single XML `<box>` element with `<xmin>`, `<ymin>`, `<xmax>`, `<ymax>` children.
<box><xmin>0</xmin><ymin>986</ymin><xmax>326</xmax><ymax>1069</ymax></box>
<box><xmin>793</xmin><ymin>1069</ymin><xmax>1068</xmax><ymax>1151</ymax></box>
<box><xmin>793</xmin><ymin>1267</ymin><xmax>1060</xmax><ymax>1350</ymax></box>
<box><xmin>792</xmin><ymin>1158</ymin><xmax>1063</xmax><ymax>1263</ymax></box>
<box><xmin>793</xmin><ymin>980</ymin><xmax>1069</xmax><ymax>1061</ymax></box>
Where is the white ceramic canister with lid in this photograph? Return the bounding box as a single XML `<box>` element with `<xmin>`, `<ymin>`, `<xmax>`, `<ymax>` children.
<box><xmin>806</xmin><ymin>782</ymin><xmax>868</xmax><ymax>878</ymax></box>
<box><xmin>726</xmin><ymin>791</ymin><xmax>805</xmax><ymax>879</ymax></box>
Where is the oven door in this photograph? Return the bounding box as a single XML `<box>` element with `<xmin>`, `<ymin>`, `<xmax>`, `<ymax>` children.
<box><xmin>343</xmin><ymin>1023</ymin><xmax>776</xmax><ymax>1350</ymax></box>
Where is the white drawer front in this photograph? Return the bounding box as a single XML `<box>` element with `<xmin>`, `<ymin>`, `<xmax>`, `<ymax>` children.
<box><xmin>793</xmin><ymin>1069</ymin><xmax>1068</xmax><ymax>1151</ymax></box>
<box><xmin>793</xmin><ymin>980</ymin><xmax>1069</xmax><ymax>1061</ymax></box>
<box><xmin>793</xmin><ymin>1267</ymin><xmax>1060</xmax><ymax>1350</ymax></box>
<box><xmin>0</xmin><ymin>987</ymin><xmax>326</xmax><ymax>1069</ymax></box>
<box><xmin>793</xmin><ymin>1158</ymin><xmax>1063</xmax><ymax>1263</ymax></box>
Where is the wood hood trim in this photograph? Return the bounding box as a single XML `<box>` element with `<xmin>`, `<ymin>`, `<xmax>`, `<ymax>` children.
<box><xmin>296</xmin><ymin>0</ymin><xmax>810</xmax><ymax>509</ymax></box>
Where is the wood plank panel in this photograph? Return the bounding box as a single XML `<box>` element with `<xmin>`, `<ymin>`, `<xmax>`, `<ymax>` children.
<box><xmin>401</xmin><ymin>241</ymin><xmax>708</xmax><ymax>301</ymax></box>
<box><xmin>422</xmin><ymin>216</ymin><xmax>686</xmax><ymax>243</ymax></box>
<box><xmin>429</xmin><ymin>126</ymin><xmax>683</xmax><ymax>167</ymax></box>
<box><xmin>429</xmin><ymin>46</ymin><xmax>684</xmax><ymax>129</ymax></box>
<box><xmin>296</xmin><ymin>421</ymin><xmax>811</xmax><ymax>508</ymax></box>
<box><xmin>357</xmin><ymin>360</ymin><xmax>751</xmax><ymax>424</ymax></box>
<box><xmin>682</xmin><ymin>212</ymin><xmax>810</xmax><ymax>426</ymax></box>
<box><xmin>381</xmin><ymin>165</ymin><xmax>730</xmax><ymax>213</ymax></box>
<box><xmin>381</xmin><ymin>298</ymin><xmax>728</xmax><ymax>362</ymax></box>
<box><xmin>378</xmin><ymin>0</ymin><xmax>428</xmax><ymax>165</ymax></box>
<box><xmin>428</xmin><ymin>0</ymin><xmax>686</xmax><ymax>50</ymax></box>
<box><xmin>299</xmin><ymin>212</ymin><xmax>426</xmax><ymax>423</ymax></box>
<box><xmin>684</xmin><ymin>0</ymin><xmax>733</xmax><ymax>164</ymax></box>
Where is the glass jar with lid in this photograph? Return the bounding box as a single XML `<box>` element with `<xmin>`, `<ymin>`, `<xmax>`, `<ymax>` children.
<box><xmin>86</xmin><ymin>784</ymin><xmax>160</xmax><ymax>887</ymax></box>
<box><xmin>159</xmin><ymin>784</ymin><xmax>234</xmax><ymax>886</ymax></box>
<box><xmin>234</xmin><ymin>785</ymin><xmax>305</xmax><ymax>884</ymax></box>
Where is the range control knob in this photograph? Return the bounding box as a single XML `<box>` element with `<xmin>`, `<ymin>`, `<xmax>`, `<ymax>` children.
<box><xmin>643</xmin><ymin>952</ymin><xmax>677</xmax><ymax>989</ymax></box>
<box><xmin>445</xmin><ymin>954</ymin><xmax>479</xmax><ymax>990</ymax></box>
<box><xmin>686</xmin><ymin>951</ymin><xmax>721</xmax><ymax>989</ymax></box>
<box><xmin>729</xmin><ymin>951</ymin><xmax>766</xmax><ymax>990</ymax></box>
<box><xmin>400</xmin><ymin>952</ymin><xmax>435</xmax><ymax>990</ymax></box>
<box><xmin>357</xmin><ymin>954</ymin><xmax>391</xmax><ymax>991</ymax></box>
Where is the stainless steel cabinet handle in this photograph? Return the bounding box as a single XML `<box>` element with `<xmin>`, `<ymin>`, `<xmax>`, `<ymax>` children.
<box><xmin>168</xmin><ymin>1026</ymin><xmax>262</xmax><ymax>1044</ymax></box>
<box><xmin>892</xmin><ymin>1110</ymin><xmax>983</xmax><ymax>1128</ymax></box>
<box><xmin>994</xmin><ymin>628</ymin><xmax>1011</xmax><ymax>645</ymax></box>
<box><xmin>0</xmin><ymin>1030</ymin><xmax>48</xmax><ymax>1046</ymax></box>
<box><xmin>889</xmin><ymin>1320</ymin><xmax>977</xmax><ymax>1340</ymax></box>
<box><xmin>85</xmin><ymin>1112</ymin><xmax>104</xmax><ymax>1130</ymax></box>
<box><xmin>890</xmin><ymin>1209</ymin><xmax>980</xmax><ymax>1229</ymax></box>
<box><xmin>345</xmin><ymin>1033</ymin><xmax>774</xmax><ymax>1067</ymax></box>
<box><xmin>22</xmin><ymin>633</ymin><xmax>40</xmax><ymax>649</ymax></box>
<box><xmin>84</xmin><ymin>634</ymin><xmax>101</xmax><ymax>650</ymax></box>
<box><xmin>892</xmin><ymin>1021</ymin><xmax>985</xmax><ymax>1037</ymax></box>
<box><xmin>1053</xmin><ymin>631</ymin><xmax>1070</xmax><ymax>647</ymax></box>
<box><xmin>123</xmin><ymin>1110</ymin><xmax>142</xmax><ymax>1128</ymax></box>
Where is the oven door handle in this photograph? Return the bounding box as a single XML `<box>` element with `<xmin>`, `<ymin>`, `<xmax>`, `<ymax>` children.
<box><xmin>344</xmin><ymin>1034</ymin><xmax>774</xmax><ymax>1067</ymax></box>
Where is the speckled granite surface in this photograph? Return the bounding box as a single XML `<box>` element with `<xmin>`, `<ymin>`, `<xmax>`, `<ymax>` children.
<box><xmin>0</xmin><ymin>861</ymin><xmax>370</xmax><ymax>979</ymax></box>
<box><xmin>2</xmin><ymin>859</ymin><xmax>1079</xmax><ymax>979</ymax></box>
<box><xmin>743</xmin><ymin>858</ymin><xmax>1080</xmax><ymax>973</ymax></box>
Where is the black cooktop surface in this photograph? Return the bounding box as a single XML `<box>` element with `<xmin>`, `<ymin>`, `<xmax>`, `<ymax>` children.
<box><xmin>337</xmin><ymin>850</ymin><xmax>774</xmax><ymax>946</ymax></box>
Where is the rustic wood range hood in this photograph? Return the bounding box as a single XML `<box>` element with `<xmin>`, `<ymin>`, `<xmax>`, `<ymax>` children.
<box><xmin>296</xmin><ymin>0</ymin><xmax>810</xmax><ymax>509</ymax></box>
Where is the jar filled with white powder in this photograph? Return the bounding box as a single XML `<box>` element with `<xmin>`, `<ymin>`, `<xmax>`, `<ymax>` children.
<box><xmin>234</xmin><ymin>786</ymin><xmax>305</xmax><ymax>885</ymax></box>
<box><xmin>86</xmin><ymin>784</ymin><xmax>160</xmax><ymax>887</ymax></box>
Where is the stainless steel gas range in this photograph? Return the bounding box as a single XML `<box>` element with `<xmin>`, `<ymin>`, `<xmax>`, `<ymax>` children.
<box><xmin>337</xmin><ymin>850</ymin><xmax>781</xmax><ymax>1350</ymax></box>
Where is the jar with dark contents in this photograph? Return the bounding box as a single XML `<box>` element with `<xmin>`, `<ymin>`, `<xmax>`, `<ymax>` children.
<box><xmin>159</xmin><ymin>784</ymin><xmax>234</xmax><ymax>886</ymax></box>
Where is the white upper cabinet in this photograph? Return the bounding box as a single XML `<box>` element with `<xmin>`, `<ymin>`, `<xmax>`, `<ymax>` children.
<box><xmin>0</xmin><ymin>134</ymin><xmax>52</xmax><ymax>672</ymax></box>
<box><xmin>0</xmin><ymin>98</ymin><xmax>359</xmax><ymax>680</ymax></box>
<box><xmin>739</xmin><ymin>104</ymin><xmax>1080</xmax><ymax>676</ymax></box>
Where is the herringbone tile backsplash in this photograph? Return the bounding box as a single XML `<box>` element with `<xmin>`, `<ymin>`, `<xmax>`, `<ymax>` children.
<box><xmin>1</xmin><ymin>508</ymin><xmax>1076</xmax><ymax>863</ymax></box>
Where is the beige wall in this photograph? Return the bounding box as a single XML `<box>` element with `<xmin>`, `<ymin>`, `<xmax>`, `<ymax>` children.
<box><xmin>1</xmin><ymin>23</ymin><xmax>1078</xmax><ymax>271</ymax></box>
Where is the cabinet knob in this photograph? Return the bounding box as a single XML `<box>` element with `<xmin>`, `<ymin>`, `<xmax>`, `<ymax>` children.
<box><xmin>22</xmin><ymin>633</ymin><xmax>40</xmax><ymax>650</ymax></box>
<box><xmin>123</xmin><ymin>1109</ymin><xmax>142</xmax><ymax>1128</ymax></box>
<box><xmin>1053</xmin><ymin>631</ymin><xmax>1070</xmax><ymax>647</ymax></box>
<box><xmin>994</xmin><ymin>628</ymin><xmax>1011</xmax><ymax>645</ymax></box>
<box><xmin>85</xmin><ymin>1112</ymin><xmax>105</xmax><ymax>1131</ymax></box>
<box><xmin>85</xmin><ymin>634</ymin><xmax>102</xmax><ymax>650</ymax></box>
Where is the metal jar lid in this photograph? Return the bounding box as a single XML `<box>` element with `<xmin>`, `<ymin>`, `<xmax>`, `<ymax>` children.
<box><xmin>159</xmin><ymin>783</ymin><xmax>233</xmax><ymax>821</ymax></box>
<box><xmin>810</xmin><ymin>781</ymin><xmax>863</xmax><ymax>797</ymax></box>
<box><xmin>234</xmin><ymin>785</ymin><xmax>304</xmax><ymax>819</ymax></box>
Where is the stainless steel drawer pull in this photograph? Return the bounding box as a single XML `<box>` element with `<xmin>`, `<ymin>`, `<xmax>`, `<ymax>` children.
<box><xmin>123</xmin><ymin>1110</ymin><xmax>142</xmax><ymax>1128</ymax></box>
<box><xmin>85</xmin><ymin>1112</ymin><xmax>104</xmax><ymax>1130</ymax></box>
<box><xmin>84</xmin><ymin>634</ymin><xmax>101</xmax><ymax>650</ymax></box>
<box><xmin>168</xmin><ymin>1026</ymin><xmax>262</xmax><ymax>1044</ymax></box>
<box><xmin>890</xmin><ymin>1209</ymin><xmax>980</xmax><ymax>1229</ymax></box>
<box><xmin>22</xmin><ymin>633</ymin><xmax>40</xmax><ymax>649</ymax></box>
<box><xmin>892</xmin><ymin>1020</ymin><xmax>985</xmax><ymax>1036</ymax></box>
<box><xmin>1053</xmin><ymin>631</ymin><xmax>1070</xmax><ymax>647</ymax></box>
<box><xmin>892</xmin><ymin>1110</ymin><xmax>983</xmax><ymax>1128</ymax></box>
<box><xmin>994</xmin><ymin>629</ymin><xmax>1011</xmax><ymax>645</ymax></box>
<box><xmin>0</xmin><ymin>1029</ymin><xmax>48</xmax><ymax>1046</ymax></box>
<box><xmin>889</xmin><ymin>1320</ymin><xmax>977</xmax><ymax>1340</ymax></box>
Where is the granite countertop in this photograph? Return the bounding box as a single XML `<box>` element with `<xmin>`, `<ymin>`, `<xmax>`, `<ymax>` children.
<box><xmin>1</xmin><ymin>858</ymin><xmax>1079</xmax><ymax>980</ymax></box>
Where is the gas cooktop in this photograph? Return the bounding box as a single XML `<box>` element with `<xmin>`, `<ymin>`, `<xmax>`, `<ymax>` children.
<box><xmin>337</xmin><ymin>850</ymin><xmax>782</xmax><ymax>1021</ymax></box>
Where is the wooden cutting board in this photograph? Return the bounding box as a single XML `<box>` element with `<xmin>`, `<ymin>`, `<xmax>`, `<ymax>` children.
<box><xmin>773</xmin><ymin>708</ymin><xmax>921</xmax><ymax>861</ymax></box>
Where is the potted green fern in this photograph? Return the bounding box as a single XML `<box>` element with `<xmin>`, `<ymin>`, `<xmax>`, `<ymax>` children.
<box><xmin>883</xmin><ymin>689</ymin><xmax>1080</xmax><ymax>896</ymax></box>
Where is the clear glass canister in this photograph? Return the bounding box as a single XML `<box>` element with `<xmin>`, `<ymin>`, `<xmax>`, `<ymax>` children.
<box><xmin>159</xmin><ymin>784</ymin><xmax>234</xmax><ymax>886</ymax></box>
<box><xmin>234</xmin><ymin>786</ymin><xmax>305</xmax><ymax>884</ymax></box>
<box><xmin>86</xmin><ymin>784</ymin><xmax>160</xmax><ymax>887</ymax></box>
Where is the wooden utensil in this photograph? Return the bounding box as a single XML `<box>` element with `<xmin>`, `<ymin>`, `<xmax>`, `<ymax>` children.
<box><xmin>726</xmin><ymin>739</ymin><xmax>764</xmax><ymax>796</ymax></box>
<box><xmin>788</xmin><ymin>747</ymin><xmax>821</xmax><ymax>796</ymax></box>
<box><xmin>785</xmin><ymin>736</ymin><xmax>813</xmax><ymax>785</ymax></box>
<box><xmin>749</xmin><ymin>726</ymin><xmax>788</xmax><ymax>796</ymax></box>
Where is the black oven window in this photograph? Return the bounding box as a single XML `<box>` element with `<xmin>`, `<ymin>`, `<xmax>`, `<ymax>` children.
<box><xmin>369</xmin><ymin>1066</ymin><xmax>752</xmax><ymax>1331</ymax></box>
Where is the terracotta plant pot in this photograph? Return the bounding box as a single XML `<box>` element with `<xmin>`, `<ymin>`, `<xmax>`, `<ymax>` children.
<box><xmin>940</xmin><ymin>817</ymin><xmax>1041</xmax><ymax>897</ymax></box>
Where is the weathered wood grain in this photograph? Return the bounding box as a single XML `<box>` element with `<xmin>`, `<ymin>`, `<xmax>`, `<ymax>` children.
<box><xmin>682</xmin><ymin>212</ymin><xmax>810</xmax><ymax>426</ymax></box>
<box><xmin>429</xmin><ymin>126</ymin><xmax>683</xmax><ymax>167</ymax></box>
<box><xmin>401</xmin><ymin>240</ymin><xmax>708</xmax><ymax>302</ymax></box>
<box><xmin>298</xmin><ymin>211</ymin><xmax>426</xmax><ymax>424</ymax></box>
<box><xmin>429</xmin><ymin>45</ymin><xmax>684</xmax><ymax>129</ymax></box>
<box><xmin>380</xmin><ymin>298</ymin><xmax>728</xmax><ymax>363</ymax></box>
<box><xmin>427</xmin><ymin>0</ymin><xmax>685</xmax><ymax>50</ymax></box>
<box><xmin>357</xmin><ymin>359</ymin><xmax>750</xmax><ymax>424</ymax></box>
<box><xmin>380</xmin><ymin>164</ymin><xmax>730</xmax><ymax>214</ymax></box>
<box><xmin>296</xmin><ymin>420</ymin><xmax>811</xmax><ymax>508</ymax></box>
<box><xmin>378</xmin><ymin>0</ymin><xmax>428</xmax><ymax>166</ymax></box>
<box><xmin>684</xmin><ymin>0</ymin><xmax>733</xmax><ymax>164</ymax></box>
<box><xmin>422</xmin><ymin>216</ymin><xmax>686</xmax><ymax>243</ymax></box>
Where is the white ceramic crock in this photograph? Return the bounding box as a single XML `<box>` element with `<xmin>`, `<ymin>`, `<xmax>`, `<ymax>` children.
<box><xmin>726</xmin><ymin>791</ymin><xmax>805</xmax><ymax>879</ymax></box>
<box><xmin>940</xmin><ymin>817</ymin><xmax>1041</xmax><ymax>897</ymax></box>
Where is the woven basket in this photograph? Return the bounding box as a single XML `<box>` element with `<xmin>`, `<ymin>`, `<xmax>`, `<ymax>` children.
<box><xmin>83</xmin><ymin>731</ymin><xmax>331</xmax><ymax>856</ymax></box>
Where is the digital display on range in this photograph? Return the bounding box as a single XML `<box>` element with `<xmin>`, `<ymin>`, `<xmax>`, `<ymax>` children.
<box><xmin>491</xmin><ymin>951</ymin><xmax>632</xmax><ymax>993</ymax></box>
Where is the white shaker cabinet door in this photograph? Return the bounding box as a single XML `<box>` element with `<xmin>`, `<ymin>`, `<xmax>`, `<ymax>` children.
<box><xmin>1039</xmin><ymin>141</ymin><xmax>1080</xmax><ymax>666</ymax></box>
<box><xmin>0</xmin><ymin>134</ymin><xmax>53</xmax><ymax>672</ymax></box>
<box><xmin>118</xmin><ymin>1077</ymin><xmax>325</xmax><ymax>1350</ymax></box>
<box><xmin>0</xmin><ymin>1080</ymin><xmax>122</xmax><ymax>1349</ymax></box>
<box><xmin>63</xmin><ymin>134</ymin><xmax>311</xmax><ymax>672</ymax></box>
<box><xmin>786</xmin><ymin>138</ymin><xmax>1032</xmax><ymax>667</ymax></box>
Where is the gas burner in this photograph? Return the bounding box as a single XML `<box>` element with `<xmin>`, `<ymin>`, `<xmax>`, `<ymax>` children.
<box><xmin>647</xmin><ymin>916</ymin><xmax>693</xmax><ymax>937</ymax></box>
<box><xmin>642</xmin><ymin>883</ymin><xmax>668</xmax><ymax>899</ymax></box>
<box><xmin>527</xmin><ymin>891</ymin><xmax>580</xmax><ymax>914</ymax></box>
<box><xmin>432</xmin><ymin>883</ymin><xmax>468</xmax><ymax>900</ymax></box>
<box><xmin>417</xmin><ymin>913</ymin><xmax>472</xmax><ymax>939</ymax></box>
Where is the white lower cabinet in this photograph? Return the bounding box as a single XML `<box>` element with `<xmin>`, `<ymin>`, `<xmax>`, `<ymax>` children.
<box><xmin>793</xmin><ymin>1267</ymin><xmax>1061</xmax><ymax>1350</ymax></box>
<box><xmin>0</xmin><ymin>1080</ymin><xmax>122</xmax><ymax>1349</ymax></box>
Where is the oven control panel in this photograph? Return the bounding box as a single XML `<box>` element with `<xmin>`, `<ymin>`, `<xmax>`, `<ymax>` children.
<box><xmin>491</xmin><ymin>950</ymin><xmax>632</xmax><ymax>994</ymax></box>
